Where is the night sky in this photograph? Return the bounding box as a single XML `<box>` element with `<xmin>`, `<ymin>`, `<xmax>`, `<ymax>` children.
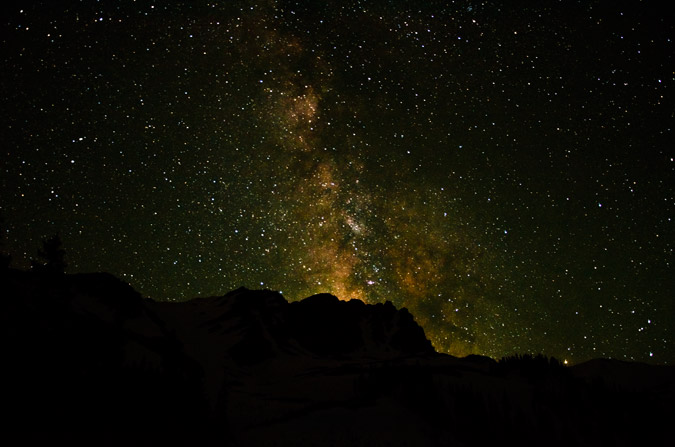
<box><xmin>1</xmin><ymin>1</ymin><xmax>673</xmax><ymax>364</ymax></box>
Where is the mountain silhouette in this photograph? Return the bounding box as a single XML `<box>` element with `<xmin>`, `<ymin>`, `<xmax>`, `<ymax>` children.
<box><xmin>1</xmin><ymin>268</ymin><xmax>673</xmax><ymax>446</ymax></box>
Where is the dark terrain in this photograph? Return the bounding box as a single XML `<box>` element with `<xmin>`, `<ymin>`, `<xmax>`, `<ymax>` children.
<box><xmin>1</xmin><ymin>269</ymin><xmax>673</xmax><ymax>446</ymax></box>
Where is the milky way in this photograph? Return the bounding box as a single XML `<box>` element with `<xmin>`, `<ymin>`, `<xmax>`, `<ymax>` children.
<box><xmin>1</xmin><ymin>1</ymin><xmax>673</xmax><ymax>363</ymax></box>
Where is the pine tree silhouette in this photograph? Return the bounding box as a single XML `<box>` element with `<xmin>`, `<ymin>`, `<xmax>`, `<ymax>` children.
<box><xmin>31</xmin><ymin>233</ymin><xmax>67</xmax><ymax>274</ymax></box>
<box><xmin>0</xmin><ymin>213</ymin><xmax>10</xmax><ymax>270</ymax></box>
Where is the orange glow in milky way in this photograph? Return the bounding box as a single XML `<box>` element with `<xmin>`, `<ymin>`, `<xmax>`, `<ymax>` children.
<box><xmin>7</xmin><ymin>1</ymin><xmax>671</xmax><ymax>365</ymax></box>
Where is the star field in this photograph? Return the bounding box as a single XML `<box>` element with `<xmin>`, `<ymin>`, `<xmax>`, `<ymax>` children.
<box><xmin>1</xmin><ymin>1</ymin><xmax>673</xmax><ymax>364</ymax></box>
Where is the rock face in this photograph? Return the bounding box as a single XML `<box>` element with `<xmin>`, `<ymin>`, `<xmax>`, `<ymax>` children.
<box><xmin>183</xmin><ymin>287</ymin><xmax>434</xmax><ymax>365</ymax></box>
<box><xmin>0</xmin><ymin>270</ymin><xmax>436</xmax><ymax>444</ymax></box>
<box><xmin>2</xmin><ymin>269</ymin><xmax>674</xmax><ymax>446</ymax></box>
<box><xmin>1</xmin><ymin>270</ymin><xmax>210</xmax><ymax>443</ymax></box>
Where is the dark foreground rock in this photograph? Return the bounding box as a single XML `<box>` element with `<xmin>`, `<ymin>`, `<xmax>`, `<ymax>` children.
<box><xmin>1</xmin><ymin>269</ymin><xmax>673</xmax><ymax>446</ymax></box>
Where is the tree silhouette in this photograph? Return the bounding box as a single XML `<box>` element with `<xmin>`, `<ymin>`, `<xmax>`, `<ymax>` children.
<box><xmin>31</xmin><ymin>233</ymin><xmax>67</xmax><ymax>274</ymax></box>
<box><xmin>494</xmin><ymin>353</ymin><xmax>568</xmax><ymax>381</ymax></box>
<box><xmin>0</xmin><ymin>213</ymin><xmax>10</xmax><ymax>270</ymax></box>
<box><xmin>0</xmin><ymin>252</ymin><xmax>9</xmax><ymax>270</ymax></box>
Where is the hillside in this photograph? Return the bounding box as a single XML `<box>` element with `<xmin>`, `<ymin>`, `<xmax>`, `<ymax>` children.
<box><xmin>1</xmin><ymin>269</ymin><xmax>673</xmax><ymax>446</ymax></box>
